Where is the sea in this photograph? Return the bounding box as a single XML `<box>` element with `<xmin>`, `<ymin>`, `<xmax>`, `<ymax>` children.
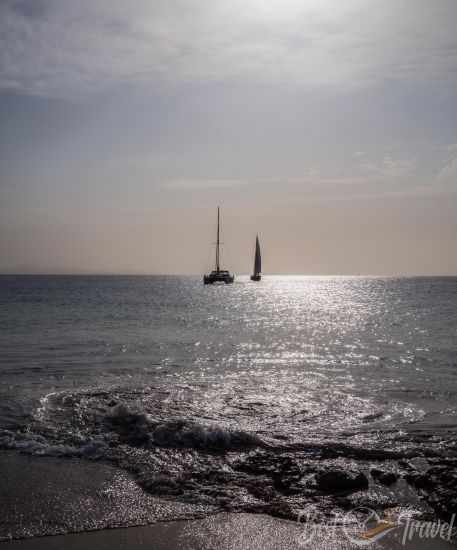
<box><xmin>1</xmin><ymin>275</ymin><xmax>456</xmax><ymax>540</ymax></box>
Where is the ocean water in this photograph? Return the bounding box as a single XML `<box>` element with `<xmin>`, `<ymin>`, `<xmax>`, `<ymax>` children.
<box><xmin>1</xmin><ymin>275</ymin><xmax>457</xmax><ymax>536</ymax></box>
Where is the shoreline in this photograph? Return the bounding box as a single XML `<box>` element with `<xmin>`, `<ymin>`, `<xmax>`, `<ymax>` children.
<box><xmin>1</xmin><ymin>451</ymin><xmax>455</xmax><ymax>550</ymax></box>
<box><xmin>3</xmin><ymin>513</ymin><xmax>456</xmax><ymax>550</ymax></box>
<box><xmin>0</xmin><ymin>451</ymin><xmax>209</xmax><ymax>542</ymax></box>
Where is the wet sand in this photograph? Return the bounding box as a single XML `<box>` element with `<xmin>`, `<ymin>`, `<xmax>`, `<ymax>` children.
<box><xmin>1</xmin><ymin>452</ymin><xmax>454</xmax><ymax>550</ymax></box>
<box><xmin>2</xmin><ymin>513</ymin><xmax>456</xmax><ymax>550</ymax></box>
<box><xmin>0</xmin><ymin>451</ymin><xmax>208</xmax><ymax>540</ymax></box>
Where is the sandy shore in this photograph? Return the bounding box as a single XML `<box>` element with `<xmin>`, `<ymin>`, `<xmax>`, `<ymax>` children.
<box><xmin>1</xmin><ymin>452</ymin><xmax>454</xmax><ymax>550</ymax></box>
<box><xmin>2</xmin><ymin>513</ymin><xmax>456</xmax><ymax>550</ymax></box>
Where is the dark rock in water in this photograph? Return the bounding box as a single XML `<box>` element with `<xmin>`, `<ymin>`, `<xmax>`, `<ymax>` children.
<box><xmin>426</xmin><ymin>467</ymin><xmax>457</xmax><ymax>521</ymax></box>
<box><xmin>234</xmin><ymin>452</ymin><xmax>302</xmax><ymax>480</ymax></box>
<box><xmin>398</xmin><ymin>459</ymin><xmax>416</xmax><ymax>472</ymax></box>
<box><xmin>141</xmin><ymin>475</ymin><xmax>184</xmax><ymax>496</ymax></box>
<box><xmin>273</xmin><ymin>476</ymin><xmax>303</xmax><ymax>495</ymax></box>
<box><xmin>320</xmin><ymin>444</ymin><xmax>403</xmax><ymax>461</ymax></box>
<box><xmin>405</xmin><ymin>464</ymin><xmax>457</xmax><ymax>521</ymax></box>
<box><xmin>316</xmin><ymin>469</ymin><xmax>368</xmax><ymax>494</ymax></box>
<box><xmin>266</xmin><ymin>497</ymin><xmax>294</xmax><ymax>520</ymax></box>
<box><xmin>231</xmin><ymin>452</ymin><xmax>307</xmax><ymax>498</ymax></box>
<box><xmin>271</xmin><ymin>457</ymin><xmax>303</xmax><ymax>494</ymax></box>
<box><xmin>370</xmin><ymin>468</ymin><xmax>398</xmax><ymax>486</ymax></box>
<box><xmin>248</xmin><ymin>480</ymin><xmax>276</xmax><ymax>502</ymax></box>
<box><xmin>334</xmin><ymin>495</ymin><xmax>353</xmax><ymax>509</ymax></box>
<box><xmin>428</xmin><ymin>494</ymin><xmax>457</xmax><ymax>522</ymax></box>
<box><xmin>405</xmin><ymin>472</ymin><xmax>435</xmax><ymax>490</ymax></box>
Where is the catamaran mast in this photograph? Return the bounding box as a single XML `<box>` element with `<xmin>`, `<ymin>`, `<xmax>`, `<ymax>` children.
<box><xmin>204</xmin><ymin>207</ymin><xmax>234</xmax><ymax>284</ymax></box>
<box><xmin>216</xmin><ymin>206</ymin><xmax>220</xmax><ymax>272</ymax></box>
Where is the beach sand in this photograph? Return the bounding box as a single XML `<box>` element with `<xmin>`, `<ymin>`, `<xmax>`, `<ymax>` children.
<box><xmin>3</xmin><ymin>513</ymin><xmax>456</xmax><ymax>550</ymax></box>
<box><xmin>1</xmin><ymin>452</ymin><xmax>454</xmax><ymax>550</ymax></box>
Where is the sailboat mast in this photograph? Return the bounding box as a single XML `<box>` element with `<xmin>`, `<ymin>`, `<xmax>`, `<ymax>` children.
<box><xmin>204</xmin><ymin>206</ymin><xmax>234</xmax><ymax>284</ymax></box>
<box><xmin>216</xmin><ymin>206</ymin><xmax>220</xmax><ymax>272</ymax></box>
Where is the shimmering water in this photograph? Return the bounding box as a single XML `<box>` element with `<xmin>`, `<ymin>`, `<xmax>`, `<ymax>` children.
<box><xmin>1</xmin><ymin>275</ymin><xmax>456</xmax><ymax>533</ymax></box>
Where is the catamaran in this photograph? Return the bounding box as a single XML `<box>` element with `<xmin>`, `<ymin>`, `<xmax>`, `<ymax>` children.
<box><xmin>203</xmin><ymin>207</ymin><xmax>235</xmax><ymax>284</ymax></box>
<box><xmin>250</xmin><ymin>235</ymin><xmax>261</xmax><ymax>281</ymax></box>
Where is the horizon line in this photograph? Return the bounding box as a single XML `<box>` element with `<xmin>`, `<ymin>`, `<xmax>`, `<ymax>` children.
<box><xmin>1</xmin><ymin>272</ymin><xmax>456</xmax><ymax>278</ymax></box>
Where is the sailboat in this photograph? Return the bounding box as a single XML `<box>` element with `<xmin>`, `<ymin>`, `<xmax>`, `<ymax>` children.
<box><xmin>250</xmin><ymin>235</ymin><xmax>261</xmax><ymax>281</ymax></box>
<box><xmin>203</xmin><ymin>207</ymin><xmax>235</xmax><ymax>284</ymax></box>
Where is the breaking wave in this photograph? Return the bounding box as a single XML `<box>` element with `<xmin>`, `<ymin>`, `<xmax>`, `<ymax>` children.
<box><xmin>105</xmin><ymin>403</ymin><xmax>263</xmax><ymax>450</ymax></box>
<box><xmin>1</xmin><ymin>385</ymin><xmax>456</xmax><ymax>523</ymax></box>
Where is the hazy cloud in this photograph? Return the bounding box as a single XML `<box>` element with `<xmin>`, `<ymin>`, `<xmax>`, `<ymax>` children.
<box><xmin>435</xmin><ymin>151</ymin><xmax>457</xmax><ymax>189</ymax></box>
<box><xmin>1</xmin><ymin>0</ymin><xmax>457</xmax><ymax>98</ymax></box>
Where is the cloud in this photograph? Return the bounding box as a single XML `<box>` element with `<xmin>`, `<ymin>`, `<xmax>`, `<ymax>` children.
<box><xmin>158</xmin><ymin>170</ymin><xmax>416</xmax><ymax>205</ymax></box>
<box><xmin>8</xmin><ymin>0</ymin><xmax>49</xmax><ymax>19</ymax></box>
<box><xmin>162</xmin><ymin>178</ymin><xmax>247</xmax><ymax>190</ymax></box>
<box><xmin>435</xmin><ymin>151</ymin><xmax>457</xmax><ymax>189</ymax></box>
<box><xmin>357</xmin><ymin>154</ymin><xmax>416</xmax><ymax>182</ymax></box>
<box><xmin>445</xmin><ymin>143</ymin><xmax>457</xmax><ymax>154</ymax></box>
<box><xmin>1</xmin><ymin>0</ymin><xmax>457</xmax><ymax>98</ymax></box>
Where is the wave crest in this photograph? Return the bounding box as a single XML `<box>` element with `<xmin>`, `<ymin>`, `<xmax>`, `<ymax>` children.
<box><xmin>105</xmin><ymin>403</ymin><xmax>263</xmax><ymax>451</ymax></box>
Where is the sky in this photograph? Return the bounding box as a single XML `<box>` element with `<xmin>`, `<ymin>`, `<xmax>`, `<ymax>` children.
<box><xmin>1</xmin><ymin>0</ymin><xmax>457</xmax><ymax>275</ymax></box>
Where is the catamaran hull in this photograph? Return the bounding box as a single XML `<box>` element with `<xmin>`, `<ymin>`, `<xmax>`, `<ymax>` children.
<box><xmin>204</xmin><ymin>274</ymin><xmax>234</xmax><ymax>284</ymax></box>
